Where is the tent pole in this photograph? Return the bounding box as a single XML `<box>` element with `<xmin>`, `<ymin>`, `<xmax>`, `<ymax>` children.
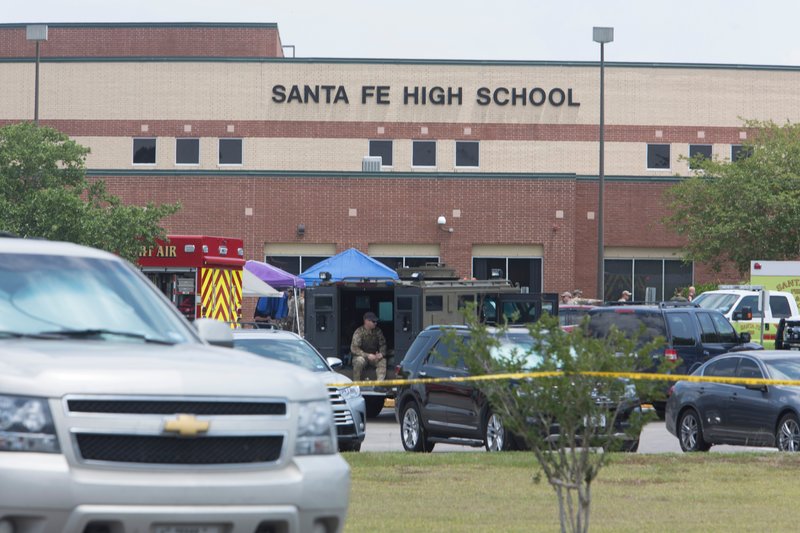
<box><xmin>294</xmin><ymin>287</ymin><xmax>300</xmax><ymax>335</ymax></box>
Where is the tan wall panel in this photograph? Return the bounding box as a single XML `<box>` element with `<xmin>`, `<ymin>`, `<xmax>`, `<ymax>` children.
<box><xmin>605</xmin><ymin>247</ymin><xmax>685</xmax><ymax>259</ymax></box>
<box><xmin>264</xmin><ymin>243</ymin><xmax>337</xmax><ymax>255</ymax></box>
<box><xmin>10</xmin><ymin>62</ymin><xmax>800</xmax><ymax>126</ymax></box>
<box><xmin>473</xmin><ymin>244</ymin><xmax>544</xmax><ymax>257</ymax></box>
<box><xmin>368</xmin><ymin>243</ymin><xmax>440</xmax><ymax>256</ymax></box>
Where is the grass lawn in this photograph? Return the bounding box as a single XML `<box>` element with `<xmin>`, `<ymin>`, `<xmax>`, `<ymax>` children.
<box><xmin>343</xmin><ymin>452</ymin><xmax>800</xmax><ymax>532</ymax></box>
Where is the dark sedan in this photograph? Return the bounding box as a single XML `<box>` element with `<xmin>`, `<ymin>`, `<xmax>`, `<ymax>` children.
<box><xmin>666</xmin><ymin>351</ymin><xmax>800</xmax><ymax>452</ymax></box>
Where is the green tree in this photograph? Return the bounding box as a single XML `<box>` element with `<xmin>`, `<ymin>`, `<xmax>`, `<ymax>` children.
<box><xmin>664</xmin><ymin>119</ymin><xmax>800</xmax><ymax>275</ymax></box>
<box><xmin>451</xmin><ymin>311</ymin><xmax>664</xmax><ymax>533</ymax></box>
<box><xmin>0</xmin><ymin>122</ymin><xmax>179</xmax><ymax>261</ymax></box>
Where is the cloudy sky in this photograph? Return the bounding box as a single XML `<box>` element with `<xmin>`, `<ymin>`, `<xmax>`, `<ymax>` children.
<box><xmin>5</xmin><ymin>0</ymin><xmax>800</xmax><ymax>65</ymax></box>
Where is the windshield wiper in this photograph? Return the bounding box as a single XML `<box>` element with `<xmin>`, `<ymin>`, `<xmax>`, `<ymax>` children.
<box><xmin>38</xmin><ymin>328</ymin><xmax>176</xmax><ymax>345</ymax></box>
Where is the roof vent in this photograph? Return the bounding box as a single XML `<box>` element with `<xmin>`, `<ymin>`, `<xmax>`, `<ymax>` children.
<box><xmin>362</xmin><ymin>156</ymin><xmax>382</xmax><ymax>172</ymax></box>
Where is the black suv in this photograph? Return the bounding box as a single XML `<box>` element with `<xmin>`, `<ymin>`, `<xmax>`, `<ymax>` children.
<box><xmin>394</xmin><ymin>325</ymin><xmax>641</xmax><ymax>452</ymax></box>
<box><xmin>586</xmin><ymin>303</ymin><xmax>762</xmax><ymax>414</ymax></box>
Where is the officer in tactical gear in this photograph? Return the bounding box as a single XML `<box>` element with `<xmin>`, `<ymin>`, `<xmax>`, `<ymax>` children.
<box><xmin>350</xmin><ymin>311</ymin><xmax>387</xmax><ymax>382</ymax></box>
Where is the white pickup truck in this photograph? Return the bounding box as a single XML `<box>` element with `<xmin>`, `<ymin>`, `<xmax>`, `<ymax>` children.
<box><xmin>692</xmin><ymin>287</ymin><xmax>799</xmax><ymax>347</ymax></box>
<box><xmin>0</xmin><ymin>236</ymin><xmax>350</xmax><ymax>533</ymax></box>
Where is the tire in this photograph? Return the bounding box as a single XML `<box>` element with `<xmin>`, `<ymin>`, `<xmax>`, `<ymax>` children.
<box><xmin>678</xmin><ymin>408</ymin><xmax>711</xmax><ymax>452</ymax></box>
<box><xmin>776</xmin><ymin>413</ymin><xmax>800</xmax><ymax>452</ymax></box>
<box><xmin>365</xmin><ymin>396</ymin><xmax>385</xmax><ymax>418</ymax></box>
<box><xmin>401</xmin><ymin>401</ymin><xmax>435</xmax><ymax>452</ymax></box>
<box><xmin>484</xmin><ymin>410</ymin><xmax>513</xmax><ymax>452</ymax></box>
<box><xmin>621</xmin><ymin>439</ymin><xmax>639</xmax><ymax>453</ymax></box>
<box><xmin>339</xmin><ymin>442</ymin><xmax>362</xmax><ymax>452</ymax></box>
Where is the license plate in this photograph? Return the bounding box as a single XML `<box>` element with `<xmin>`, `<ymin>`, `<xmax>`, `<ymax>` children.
<box><xmin>153</xmin><ymin>526</ymin><xmax>222</xmax><ymax>533</ymax></box>
<box><xmin>583</xmin><ymin>414</ymin><xmax>607</xmax><ymax>428</ymax></box>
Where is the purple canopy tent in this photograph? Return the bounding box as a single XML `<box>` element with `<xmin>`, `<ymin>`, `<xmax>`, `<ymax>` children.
<box><xmin>245</xmin><ymin>261</ymin><xmax>306</xmax><ymax>333</ymax></box>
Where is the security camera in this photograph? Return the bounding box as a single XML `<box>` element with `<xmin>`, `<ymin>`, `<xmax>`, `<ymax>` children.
<box><xmin>437</xmin><ymin>216</ymin><xmax>447</xmax><ymax>226</ymax></box>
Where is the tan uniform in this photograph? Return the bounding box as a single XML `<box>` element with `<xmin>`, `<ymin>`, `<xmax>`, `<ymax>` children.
<box><xmin>350</xmin><ymin>325</ymin><xmax>387</xmax><ymax>381</ymax></box>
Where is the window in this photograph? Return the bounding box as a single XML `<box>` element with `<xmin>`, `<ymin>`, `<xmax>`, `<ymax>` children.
<box><xmin>734</xmin><ymin>295</ymin><xmax>762</xmax><ymax>319</ymax></box>
<box><xmin>710</xmin><ymin>313</ymin><xmax>738</xmax><ymax>343</ymax></box>
<box><xmin>647</xmin><ymin>144</ymin><xmax>670</xmax><ymax>170</ymax></box>
<box><xmin>219</xmin><ymin>138</ymin><xmax>243</xmax><ymax>165</ymax></box>
<box><xmin>771</xmin><ymin>296</ymin><xmax>792</xmax><ymax>319</ymax></box>
<box><xmin>176</xmin><ymin>138</ymin><xmax>199</xmax><ymax>165</ymax></box>
<box><xmin>455</xmin><ymin>141</ymin><xmax>479</xmax><ymax>167</ymax></box>
<box><xmin>133</xmin><ymin>138</ymin><xmax>156</xmax><ymax>165</ymax></box>
<box><xmin>688</xmin><ymin>144</ymin><xmax>712</xmax><ymax>169</ymax></box>
<box><xmin>427</xmin><ymin>338</ymin><xmax>467</xmax><ymax>369</ymax></box>
<box><xmin>731</xmin><ymin>145</ymin><xmax>753</xmax><ymax>161</ymax></box>
<box><xmin>737</xmin><ymin>358</ymin><xmax>763</xmax><ymax>380</ymax></box>
<box><xmin>264</xmin><ymin>255</ymin><xmax>331</xmax><ymax>275</ymax></box>
<box><xmin>425</xmin><ymin>295</ymin><xmax>443</xmax><ymax>312</ymax></box>
<box><xmin>373</xmin><ymin>256</ymin><xmax>439</xmax><ymax>270</ymax></box>
<box><xmin>704</xmin><ymin>357</ymin><xmax>738</xmax><ymax>377</ymax></box>
<box><xmin>666</xmin><ymin>313</ymin><xmax>696</xmax><ymax>347</ymax></box>
<box><xmin>472</xmin><ymin>257</ymin><xmax>542</xmax><ymax>294</ymax></box>
<box><xmin>604</xmin><ymin>259</ymin><xmax>692</xmax><ymax>302</ymax></box>
<box><xmin>697</xmin><ymin>313</ymin><xmax>719</xmax><ymax>343</ymax></box>
<box><xmin>369</xmin><ymin>140</ymin><xmax>393</xmax><ymax>167</ymax></box>
<box><xmin>412</xmin><ymin>140</ymin><xmax>436</xmax><ymax>167</ymax></box>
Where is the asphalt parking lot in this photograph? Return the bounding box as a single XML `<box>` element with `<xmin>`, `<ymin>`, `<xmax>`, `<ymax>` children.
<box><xmin>362</xmin><ymin>408</ymin><xmax>774</xmax><ymax>454</ymax></box>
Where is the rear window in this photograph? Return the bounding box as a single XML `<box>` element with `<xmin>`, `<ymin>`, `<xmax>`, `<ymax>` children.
<box><xmin>587</xmin><ymin>309</ymin><xmax>667</xmax><ymax>346</ymax></box>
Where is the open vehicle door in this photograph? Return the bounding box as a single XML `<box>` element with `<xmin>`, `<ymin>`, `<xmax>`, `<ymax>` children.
<box><xmin>305</xmin><ymin>285</ymin><xmax>339</xmax><ymax>357</ymax></box>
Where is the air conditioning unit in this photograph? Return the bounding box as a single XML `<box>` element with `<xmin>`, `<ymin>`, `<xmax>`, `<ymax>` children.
<box><xmin>362</xmin><ymin>156</ymin><xmax>382</xmax><ymax>172</ymax></box>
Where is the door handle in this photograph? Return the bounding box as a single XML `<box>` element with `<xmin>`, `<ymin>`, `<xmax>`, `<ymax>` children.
<box><xmin>703</xmin><ymin>350</ymin><xmax>710</xmax><ymax>357</ymax></box>
<box><xmin>698</xmin><ymin>387</ymin><xmax>705</xmax><ymax>395</ymax></box>
<box><xmin>418</xmin><ymin>371</ymin><xmax>427</xmax><ymax>378</ymax></box>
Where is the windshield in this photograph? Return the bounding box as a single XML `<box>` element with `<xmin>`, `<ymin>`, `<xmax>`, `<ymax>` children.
<box><xmin>0</xmin><ymin>253</ymin><xmax>196</xmax><ymax>344</ymax></box>
<box><xmin>693</xmin><ymin>293</ymin><xmax>739</xmax><ymax>314</ymax></box>
<box><xmin>489</xmin><ymin>332</ymin><xmax>542</xmax><ymax>368</ymax></box>
<box><xmin>764</xmin><ymin>359</ymin><xmax>800</xmax><ymax>381</ymax></box>
<box><xmin>234</xmin><ymin>337</ymin><xmax>330</xmax><ymax>372</ymax></box>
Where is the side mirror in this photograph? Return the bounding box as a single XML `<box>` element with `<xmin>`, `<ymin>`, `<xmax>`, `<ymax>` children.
<box><xmin>733</xmin><ymin>306</ymin><xmax>753</xmax><ymax>321</ymax></box>
<box><xmin>195</xmin><ymin>318</ymin><xmax>234</xmax><ymax>348</ymax></box>
<box><xmin>327</xmin><ymin>357</ymin><xmax>343</xmax><ymax>370</ymax></box>
<box><xmin>739</xmin><ymin>331</ymin><xmax>751</xmax><ymax>344</ymax></box>
<box><xmin>745</xmin><ymin>383</ymin><xmax>767</xmax><ymax>393</ymax></box>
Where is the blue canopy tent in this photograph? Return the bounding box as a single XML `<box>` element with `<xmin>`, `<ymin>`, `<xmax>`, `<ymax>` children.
<box><xmin>299</xmin><ymin>248</ymin><xmax>399</xmax><ymax>286</ymax></box>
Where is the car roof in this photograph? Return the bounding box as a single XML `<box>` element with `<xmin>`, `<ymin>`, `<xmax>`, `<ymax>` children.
<box><xmin>0</xmin><ymin>237</ymin><xmax>119</xmax><ymax>260</ymax></box>
<box><xmin>232</xmin><ymin>329</ymin><xmax>303</xmax><ymax>340</ymax></box>
<box><xmin>701</xmin><ymin>289</ymin><xmax>792</xmax><ymax>297</ymax></box>
<box><xmin>721</xmin><ymin>350</ymin><xmax>800</xmax><ymax>362</ymax></box>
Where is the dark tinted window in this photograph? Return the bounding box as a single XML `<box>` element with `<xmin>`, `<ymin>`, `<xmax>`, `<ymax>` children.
<box><xmin>404</xmin><ymin>257</ymin><xmax>439</xmax><ymax>268</ymax></box>
<box><xmin>634</xmin><ymin>260</ymin><xmax>663</xmax><ymax>302</ymax></box>
<box><xmin>176</xmin><ymin>138</ymin><xmax>199</xmax><ymax>165</ymax></box>
<box><xmin>710</xmin><ymin>313</ymin><xmax>738</xmax><ymax>343</ymax></box>
<box><xmin>315</xmin><ymin>296</ymin><xmax>333</xmax><ymax>310</ymax></box>
<box><xmin>737</xmin><ymin>358</ymin><xmax>763</xmax><ymax>379</ymax></box>
<box><xmin>664</xmin><ymin>260</ymin><xmax>693</xmax><ymax>301</ymax></box>
<box><xmin>666</xmin><ymin>313</ymin><xmax>696</xmax><ymax>346</ymax></box>
<box><xmin>704</xmin><ymin>357</ymin><xmax>738</xmax><ymax>377</ymax></box>
<box><xmin>133</xmin><ymin>138</ymin><xmax>156</xmax><ymax>164</ymax></box>
<box><xmin>455</xmin><ymin>141</ymin><xmax>479</xmax><ymax>167</ymax></box>
<box><xmin>397</xmin><ymin>297</ymin><xmax>413</xmax><ymax>311</ymax></box>
<box><xmin>219</xmin><ymin>138</ymin><xmax>243</xmax><ymax>165</ymax></box>
<box><xmin>427</xmin><ymin>337</ymin><xmax>466</xmax><ymax>369</ymax></box>
<box><xmin>696</xmin><ymin>313</ymin><xmax>719</xmax><ymax>343</ymax></box>
<box><xmin>771</xmin><ymin>296</ymin><xmax>792</xmax><ymax>319</ymax></box>
<box><xmin>688</xmin><ymin>144</ymin><xmax>712</xmax><ymax>169</ymax></box>
<box><xmin>375</xmin><ymin>256</ymin><xmax>403</xmax><ymax>270</ymax></box>
<box><xmin>647</xmin><ymin>144</ymin><xmax>670</xmax><ymax>169</ymax></box>
<box><xmin>734</xmin><ymin>295</ymin><xmax>762</xmax><ymax>318</ymax></box>
<box><xmin>425</xmin><ymin>295</ymin><xmax>443</xmax><ymax>311</ymax></box>
<box><xmin>731</xmin><ymin>145</ymin><xmax>753</xmax><ymax>161</ymax></box>
<box><xmin>604</xmin><ymin>259</ymin><xmax>632</xmax><ymax>301</ymax></box>
<box><xmin>369</xmin><ymin>140</ymin><xmax>393</xmax><ymax>166</ymax></box>
<box><xmin>587</xmin><ymin>310</ymin><xmax>667</xmax><ymax>347</ymax></box>
<box><xmin>412</xmin><ymin>141</ymin><xmax>436</xmax><ymax>166</ymax></box>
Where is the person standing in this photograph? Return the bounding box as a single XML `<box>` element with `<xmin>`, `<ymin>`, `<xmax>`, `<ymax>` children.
<box><xmin>618</xmin><ymin>290</ymin><xmax>631</xmax><ymax>302</ymax></box>
<box><xmin>687</xmin><ymin>286</ymin><xmax>696</xmax><ymax>302</ymax></box>
<box><xmin>350</xmin><ymin>311</ymin><xmax>387</xmax><ymax>382</ymax></box>
<box><xmin>560</xmin><ymin>292</ymin><xmax>573</xmax><ymax>305</ymax></box>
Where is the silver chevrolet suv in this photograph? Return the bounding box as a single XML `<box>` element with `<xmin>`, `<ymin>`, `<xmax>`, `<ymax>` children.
<box><xmin>0</xmin><ymin>237</ymin><xmax>350</xmax><ymax>533</ymax></box>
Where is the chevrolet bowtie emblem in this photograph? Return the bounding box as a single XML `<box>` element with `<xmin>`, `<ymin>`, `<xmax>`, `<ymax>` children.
<box><xmin>163</xmin><ymin>414</ymin><xmax>210</xmax><ymax>437</ymax></box>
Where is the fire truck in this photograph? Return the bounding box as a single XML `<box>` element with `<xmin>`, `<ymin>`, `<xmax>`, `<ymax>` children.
<box><xmin>138</xmin><ymin>235</ymin><xmax>245</xmax><ymax>323</ymax></box>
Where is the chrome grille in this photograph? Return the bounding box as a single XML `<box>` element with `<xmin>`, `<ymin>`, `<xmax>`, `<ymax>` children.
<box><xmin>67</xmin><ymin>398</ymin><xmax>286</xmax><ymax>416</ymax></box>
<box><xmin>327</xmin><ymin>387</ymin><xmax>353</xmax><ymax>426</ymax></box>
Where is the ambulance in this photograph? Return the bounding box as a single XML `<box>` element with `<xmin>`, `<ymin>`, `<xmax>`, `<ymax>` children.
<box><xmin>138</xmin><ymin>235</ymin><xmax>245</xmax><ymax>324</ymax></box>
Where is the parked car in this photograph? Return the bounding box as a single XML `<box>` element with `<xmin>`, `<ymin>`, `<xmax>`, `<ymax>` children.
<box><xmin>233</xmin><ymin>327</ymin><xmax>366</xmax><ymax>452</ymax></box>
<box><xmin>393</xmin><ymin>325</ymin><xmax>642</xmax><ymax>452</ymax></box>
<box><xmin>666</xmin><ymin>351</ymin><xmax>800</xmax><ymax>452</ymax></box>
<box><xmin>586</xmin><ymin>302</ymin><xmax>761</xmax><ymax>416</ymax></box>
<box><xmin>0</xmin><ymin>236</ymin><xmax>350</xmax><ymax>532</ymax></box>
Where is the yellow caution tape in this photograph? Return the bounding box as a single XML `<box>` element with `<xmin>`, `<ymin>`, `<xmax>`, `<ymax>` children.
<box><xmin>331</xmin><ymin>370</ymin><xmax>800</xmax><ymax>389</ymax></box>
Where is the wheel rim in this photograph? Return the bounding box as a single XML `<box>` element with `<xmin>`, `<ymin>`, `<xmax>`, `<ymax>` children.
<box><xmin>402</xmin><ymin>407</ymin><xmax>420</xmax><ymax>449</ymax></box>
<box><xmin>680</xmin><ymin>413</ymin><xmax>698</xmax><ymax>451</ymax></box>
<box><xmin>778</xmin><ymin>418</ymin><xmax>800</xmax><ymax>452</ymax></box>
<box><xmin>486</xmin><ymin>413</ymin><xmax>505</xmax><ymax>451</ymax></box>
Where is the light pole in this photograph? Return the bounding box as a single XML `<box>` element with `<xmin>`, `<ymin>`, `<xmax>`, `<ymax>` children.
<box><xmin>593</xmin><ymin>26</ymin><xmax>613</xmax><ymax>301</ymax></box>
<box><xmin>26</xmin><ymin>24</ymin><xmax>48</xmax><ymax>126</ymax></box>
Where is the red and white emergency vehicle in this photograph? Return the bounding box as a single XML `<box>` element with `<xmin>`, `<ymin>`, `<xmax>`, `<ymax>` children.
<box><xmin>138</xmin><ymin>235</ymin><xmax>245</xmax><ymax>323</ymax></box>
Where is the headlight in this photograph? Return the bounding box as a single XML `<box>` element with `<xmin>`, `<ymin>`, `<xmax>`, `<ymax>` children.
<box><xmin>339</xmin><ymin>385</ymin><xmax>361</xmax><ymax>400</ymax></box>
<box><xmin>295</xmin><ymin>400</ymin><xmax>335</xmax><ymax>456</ymax></box>
<box><xmin>0</xmin><ymin>395</ymin><xmax>60</xmax><ymax>453</ymax></box>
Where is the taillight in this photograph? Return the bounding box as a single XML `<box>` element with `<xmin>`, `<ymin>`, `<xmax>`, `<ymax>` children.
<box><xmin>665</xmin><ymin>349</ymin><xmax>678</xmax><ymax>362</ymax></box>
<box><xmin>667</xmin><ymin>385</ymin><xmax>675</xmax><ymax>397</ymax></box>
<box><xmin>395</xmin><ymin>365</ymin><xmax>403</xmax><ymax>378</ymax></box>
